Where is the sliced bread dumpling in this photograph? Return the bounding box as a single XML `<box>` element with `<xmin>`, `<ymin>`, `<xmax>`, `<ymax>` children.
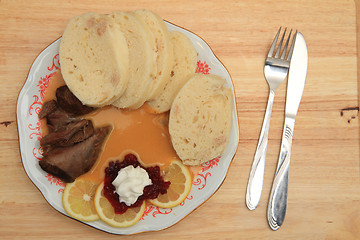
<box><xmin>110</xmin><ymin>11</ymin><xmax>157</xmax><ymax>109</ymax></box>
<box><xmin>133</xmin><ymin>9</ymin><xmax>174</xmax><ymax>101</ymax></box>
<box><xmin>59</xmin><ymin>12</ymin><xmax>129</xmax><ymax>107</ymax></box>
<box><xmin>147</xmin><ymin>31</ymin><xmax>197</xmax><ymax>113</ymax></box>
<box><xmin>169</xmin><ymin>74</ymin><xmax>233</xmax><ymax>166</ymax></box>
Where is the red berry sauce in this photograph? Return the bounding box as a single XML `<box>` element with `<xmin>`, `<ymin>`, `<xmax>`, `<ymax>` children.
<box><xmin>103</xmin><ymin>153</ymin><xmax>170</xmax><ymax>214</ymax></box>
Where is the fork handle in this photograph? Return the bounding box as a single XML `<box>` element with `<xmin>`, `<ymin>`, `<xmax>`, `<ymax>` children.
<box><xmin>246</xmin><ymin>90</ymin><xmax>275</xmax><ymax>210</ymax></box>
<box><xmin>267</xmin><ymin>117</ymin><xmax>295</xmax><ymax>230</ymax></box>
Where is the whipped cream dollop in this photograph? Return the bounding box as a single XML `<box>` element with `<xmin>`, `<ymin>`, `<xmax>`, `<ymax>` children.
<box><xmin>112</xmin><ymin>165</ymin><xmax>152</xmax><ymax>206</ymax></box>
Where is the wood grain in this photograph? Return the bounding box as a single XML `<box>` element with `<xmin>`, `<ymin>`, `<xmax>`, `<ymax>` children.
<box><xmin>0</xmin><ymin>0</ymin><xmax>359</xmax><ymax>239</ymax></box>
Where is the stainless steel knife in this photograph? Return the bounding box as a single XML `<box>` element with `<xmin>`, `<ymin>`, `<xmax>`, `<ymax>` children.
<box><xmin>267</xmin><ymin>32</ymin><xmax>308</xmax><ymax>230</ymax></box>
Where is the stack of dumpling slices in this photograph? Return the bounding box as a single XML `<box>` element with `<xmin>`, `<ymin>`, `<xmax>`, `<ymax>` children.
<box><xmin>60</xmin><ymin>9</ymin><xmax>196</xmax><ymax>111</ymax></box>
<box><xmin>59</xmin><ymin>9</ymin><xmax>233</xmax><ymax>165</ymax></box>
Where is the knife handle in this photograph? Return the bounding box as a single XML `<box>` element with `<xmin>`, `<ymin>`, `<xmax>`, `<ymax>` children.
<box><xmin>267</xmin><ymin>117</ymin><xmax>295</xmax><ymax>230</ymax></box>
<box><xmin>246</xmin><ymin>91</ymin><xmax>275</xmax><ymax>210</ymax></box>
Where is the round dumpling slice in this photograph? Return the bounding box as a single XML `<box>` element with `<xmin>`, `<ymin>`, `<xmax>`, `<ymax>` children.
<box><xmin>133</xmin><ymin>9</ymin><xmax>174</xmax><ymax>101</ymax></box>
<box><xmin>110</xmin><ymin>11</ymin><xmax>157</xmax><ymax>109</ymax></box>
<box><xmin>59</xmin><ymin>12</ymin><xmax>129</xmax><ymax>107</ymax></box>
<box><xmin>148</xmin><ymin>31</ymin><xmax>197</xmax><ymax>113</ymax></box>
<box><xmin>169</xmin><ymin>74</ymin><xmax>233</xmax><ymax>166</ymax></box>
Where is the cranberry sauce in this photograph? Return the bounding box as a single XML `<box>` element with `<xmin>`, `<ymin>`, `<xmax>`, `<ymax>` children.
<box><xmin>103</xmin><ymin>153</ymin><xmax>170</xmax><ymax>214</ymax></box>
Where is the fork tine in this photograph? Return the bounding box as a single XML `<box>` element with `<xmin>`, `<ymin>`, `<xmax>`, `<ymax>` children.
<box><xmin>280</xmin><ymin>29</ymin><xmax>292</xmax><ymax>59</ymax></box>
<box><xmin>286</xmin><ymin>30</ymin><xmax>298</xmax><ymax>61</ymax></box>
<box><xmin>267</xmin><ymin>27</ymin><xmax>281</xmax><ymax>58</ymax></box>
<box><xmin>274</xmin><ymin>28</ymin><xmax>287</xmax><ymax>58</ymax></box>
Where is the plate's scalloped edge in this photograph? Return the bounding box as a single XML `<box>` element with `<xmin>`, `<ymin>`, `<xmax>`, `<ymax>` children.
<box><xmin>16</xmin><ymin>36</ymin><xmax>67</xmax><ymax>217</ymax></box>
<box><xmin>16</xmin><ymin>20</ymin><xmax>240</xmax><ymax>235</ymax></box>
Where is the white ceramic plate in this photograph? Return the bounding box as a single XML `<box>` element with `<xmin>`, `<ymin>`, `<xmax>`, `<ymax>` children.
<box><xmin>17</xmin><ymin>21</ymin><xmax>239</xmax><ymax>235</ymax></box>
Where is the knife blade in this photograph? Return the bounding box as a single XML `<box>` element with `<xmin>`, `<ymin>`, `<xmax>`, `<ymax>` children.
<box><xmin>267</xmin><ymin>32</ymin><xmax>308</xmax><ymax>230</ymax></box>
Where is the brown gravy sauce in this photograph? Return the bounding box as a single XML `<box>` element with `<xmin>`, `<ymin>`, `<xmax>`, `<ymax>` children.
<box><xmin>42</xmin><ymin>70</ymin><xmax>198</xmax><ymax>184</ymax></box>
<box><xmin>82</xmin><ymin>105</ymin><xmax>177</xmax><ymax>182</ymax></box>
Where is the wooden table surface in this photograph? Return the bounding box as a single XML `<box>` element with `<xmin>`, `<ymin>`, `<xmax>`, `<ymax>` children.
<box><xmin>1</xmin><ymin>0</ymin><xmax>359</xmax><ymax>239</ymax></box>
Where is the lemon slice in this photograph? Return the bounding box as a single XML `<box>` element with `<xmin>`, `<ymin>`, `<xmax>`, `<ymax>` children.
<box><xmin>94</xmin><ymin>182</ymin><xmax>146</xmax><ymax>228</ymax></box>
<box><xmin>62</xmin><ymin>179</ymin><xmax>99</xmax><ymax>221</ymax></box>
<box><xmin>149</xmin><ymin>159</ymin><xmax>192</xmax><ymax>208</ymax></box>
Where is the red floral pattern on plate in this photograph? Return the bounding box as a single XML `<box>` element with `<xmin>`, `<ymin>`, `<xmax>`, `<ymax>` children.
<box><xmin>141</xmin><ymin>205</ymin><xmax>155</xmax><ymax>220</ymax></box>
<box><xmin>152</xmin><ymin>207</ymin><xmax>172</xmax><ymax>217</ymax></box>
<box><xmin>28</xmin><ymin>121</ymin><xmax>42</xmax><ymax>141</ymax></box>
<box><xmin>29</xmin><ymin>95</ymin><xmax>42</xmax><ymax>116</ymax></box>
<box><xmin>180</xmin><ymin>195</ymin><xmax>193</xmax><ymax>206</ymax></box>
<box><xmin>193</xmin><ymin>172</ymin><xmax>211</xmax><ymax>190</ymax></box>
<box><xmin>32</xmin><ymin>146</ymin><xmax>43</xmax><ymax>161</ymax></box>
<box><xmin>38</xmin><ymin>72</ymin><xmax>56</xmax><ymax>101</ymax></box>
<box><xmin>47</xmin><ymin>53</ymin><xmax>60</xmax><ymax>71</ymax></box>
<box><xmin>201</xmin><ymin>156</ymin><xmax>220</xmax><ymax>172</ymax></box>
<box><xmin>196</xmin><ymin>60</ymin><xmax>211</xmax><ymax>74</ymax></box>
<box><xmin>28</xmin><ymin>53</ymin><xmax>65</xmax><ymax>191</ymax></box>
<box><xmin>45</xmin><ymin>173</ymin><xmax>66</xmax><ymax>193</ymax></box>
<box><xmin>141</xmin><ymin>205</ymin><xmax>173</xmax><ymax>220</ymax></box>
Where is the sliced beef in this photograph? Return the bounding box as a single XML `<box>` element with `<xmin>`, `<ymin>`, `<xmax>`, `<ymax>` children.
<box><xmin>56</xmin><ymin>85</ymin><xmax>94</xmax><ymax>116</ymax></box>
<box><xmin>39</xmin><ymin>126</ymin><xmax>110</xmax><ymax>183</ymax></box>
<box><xmin>39</xmin><ymin>99</ymin><xmax>76</xmax><ymax>132</ymax></box>
<box><xmin>39</xmin><ymin>100</ymin><xmax>58</xmax><ymax>119</ymax></box>
<box><xmin>45</xmin><ymin>109</ymin><xmax>77</xmax><ymax>132</ymax></box>
<box><xmin>39</xmin><ymin>85</ymin><xmax>103</xmax><ymax>182</ymax></box>
<box><xmin>63</xmin><ymin>121</ymin><xmax>95</xmax><ymax>145</ymax></box>
<box><xmin>40</xmin><ymin>85</ymin><xmax>95</xmax><ymax>131</ymax></box>
<box><xmin>40</xmin><ymin>119</ymin><xmax>94</xmax><ymax>148</ymax></box>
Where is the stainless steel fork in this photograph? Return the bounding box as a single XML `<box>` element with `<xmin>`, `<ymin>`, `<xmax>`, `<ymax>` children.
<box><xmin>246</xmin><ymin>27</ymin><xmax>296</xmax><ymax>210</ymax></box>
